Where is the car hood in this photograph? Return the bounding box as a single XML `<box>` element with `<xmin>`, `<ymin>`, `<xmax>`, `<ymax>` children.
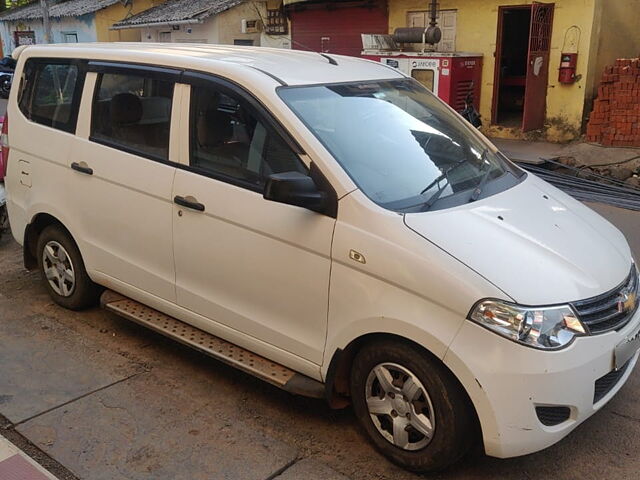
<box><xmin>404</xmin><ymin>174</ymin><xmax>633</xmax><ymax>305</ymax></box>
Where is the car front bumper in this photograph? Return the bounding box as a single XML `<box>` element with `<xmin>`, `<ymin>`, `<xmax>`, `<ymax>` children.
<box><xmin>444</xmin><ymin>306</ymin><xmax>640</xmax><ymax>458</ymax></box>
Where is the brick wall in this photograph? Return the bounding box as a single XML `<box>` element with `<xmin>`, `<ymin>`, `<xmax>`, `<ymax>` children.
<box><xmin>586</xmin><ymin>58</ymin><xmax>640</xmax><ymax>147</ymax></box>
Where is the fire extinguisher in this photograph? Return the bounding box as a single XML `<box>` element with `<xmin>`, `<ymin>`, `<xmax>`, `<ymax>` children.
<box><xmin>559</xmin><ymin>26</ymin><xmax>581</xmax><ymax>84</ymax></box>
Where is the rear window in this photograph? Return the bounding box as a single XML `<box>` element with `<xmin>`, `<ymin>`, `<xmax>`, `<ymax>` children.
<box><xmin>18</xmin><ymin>58</ymin><xmax>85</xmax><ymax>133</ymax></box>
<box><xmin>91</xmin><ymin>72</ymin><xmax>174</xmax><ymax>161</ymax></box>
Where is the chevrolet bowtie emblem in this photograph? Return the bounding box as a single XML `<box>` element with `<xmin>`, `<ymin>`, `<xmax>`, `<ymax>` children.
<box><xmin>618</xmin><ymin>292</ymin><xmax>637</xmax><ymax>313</ymax></box>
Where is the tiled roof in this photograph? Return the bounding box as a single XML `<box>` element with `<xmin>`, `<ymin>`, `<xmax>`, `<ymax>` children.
<box><xmin>112</xmin><ymin>0</ymin><xmax>244</xmax><ymax>28</ymax></box>
<box><xmin>0</xmin><ymin>0</ymin><xmax>121</xmax><ymax>21</ymax></box>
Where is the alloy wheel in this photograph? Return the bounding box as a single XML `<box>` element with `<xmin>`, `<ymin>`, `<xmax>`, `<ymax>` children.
<box><xmin>364</xmin><ymin>362</ymin><xmax>436</xmax><ymax>451</ymax></box>
<box><xmin>42</xmin><ymin>240</ymin><xmax>76</xmax><ymax>297</ymax></box>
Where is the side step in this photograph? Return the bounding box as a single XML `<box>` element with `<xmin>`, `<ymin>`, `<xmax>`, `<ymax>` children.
<box><xmin>100</xmin><ymin>290</ymin><xmax>325</xmax><ymax>399</ymax></box>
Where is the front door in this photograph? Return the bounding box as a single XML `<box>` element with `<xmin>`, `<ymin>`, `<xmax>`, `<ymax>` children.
<box><xmin>171</xmin><ymin>76</ymin><xmax>335</xmax><ymax>365</ymax></box>
<box><xmin>522</xmin><ymin>2</ymin><xmax>554</xmax><ymax>132</ymax></box>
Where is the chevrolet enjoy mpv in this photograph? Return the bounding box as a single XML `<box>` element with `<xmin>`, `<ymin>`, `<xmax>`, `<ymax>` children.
<box><xmin>4</xmin><ymin>44</ymin><xmax>639</xmax><ymax>472</ymax></box>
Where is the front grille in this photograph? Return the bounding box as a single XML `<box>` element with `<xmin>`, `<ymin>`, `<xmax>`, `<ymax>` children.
<box><xmin>535</xmin><ymin>406</ymin><xmax>571</xmax><ymax>426</ymax></box>
<box><xmin>594</xmin><ymin>359</ymin><xmax>631</xmax><ymax>403</ymax></box>
<box><xmin>572</xmin><ymin>267</ymin><xmax>639</xmax><ymax>334</ymax></box>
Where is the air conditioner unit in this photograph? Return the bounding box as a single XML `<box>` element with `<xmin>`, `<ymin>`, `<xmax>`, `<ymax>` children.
<box><xmin>241</xmin><ymin>19</ymin><xmax>261</xmax><ymax>34</ymax></box>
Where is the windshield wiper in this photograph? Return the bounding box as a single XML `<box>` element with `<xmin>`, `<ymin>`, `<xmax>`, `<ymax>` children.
<box><xmin>420</xmin><ymin>160</ymin><xmax>466</xmax><ymax>195</ymax></box>
<box><xmin>470</xmin><ymin>149</ymin><xmax>492</xmax><ymax>202</ymax></box>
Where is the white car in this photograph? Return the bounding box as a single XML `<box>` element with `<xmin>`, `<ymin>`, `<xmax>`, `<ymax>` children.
<box><xmin>4</xmin><ymin>43</ymin><xmax>639</xmax><ymax>472</ymax></box>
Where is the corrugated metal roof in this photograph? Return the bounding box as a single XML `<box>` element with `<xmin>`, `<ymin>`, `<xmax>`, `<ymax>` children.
<box><xmin>112</xmin><ymin>0</ymin><xmax>244</xmax><ymax>28</ymax></box>
<box><xmin>0</xmin><ymin>0</ymin><xmax>121</xmax><ymax>21</ymax></box>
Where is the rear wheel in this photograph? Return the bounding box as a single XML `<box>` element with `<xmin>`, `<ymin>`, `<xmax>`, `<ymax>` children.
<box><xmin>37</xmin><ymin>225</ymin><xmax>100</xmax><ymax>310</ymax></box>
<box><xmin>350</xmin><ymin>339</ymin><xmax>476</xmax><ymax>472</ymax></box>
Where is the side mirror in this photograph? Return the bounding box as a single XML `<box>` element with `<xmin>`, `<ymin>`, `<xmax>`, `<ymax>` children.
<box><xmin>264</xmin><ymin>171</ymin><xmax>327</xmax><ymax>213</ymax></box>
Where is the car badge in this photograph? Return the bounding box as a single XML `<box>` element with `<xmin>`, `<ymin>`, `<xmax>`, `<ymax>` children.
<box><xmin>618</xmin><ymin>292</ymin><xmax>637</xmax><ymax>313</ymax></box>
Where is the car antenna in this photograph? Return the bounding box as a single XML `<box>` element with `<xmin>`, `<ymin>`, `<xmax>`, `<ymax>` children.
<box><xmin>319</xmin><ymin>53</ymin><xmax>338</xmax><ymax>66</ymax></box>
<box><xmin>289</xmin><ymin>38</ymin><xmax>339</xmax><ymax>66</ymax></box>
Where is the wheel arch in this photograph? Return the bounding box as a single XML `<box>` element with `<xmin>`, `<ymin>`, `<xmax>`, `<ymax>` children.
<box><xmin>23</xmin><ymin>212</ymin><xmax>77</xmax><ymax>270</ymax></box>
<box><xmin>324</xmin><ymin>331</ymin><xmax>483</xmax><ymax>443</ymax></box>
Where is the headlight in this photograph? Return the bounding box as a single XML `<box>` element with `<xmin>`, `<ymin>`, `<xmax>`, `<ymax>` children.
<box><xmin>469</xmin><ymin>300</ymin><xmax>586</xmax><ymax>350</ymax></box>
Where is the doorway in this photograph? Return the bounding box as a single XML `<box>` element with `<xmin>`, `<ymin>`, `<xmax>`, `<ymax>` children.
<box><xmin>492</xmin><ymin>3</ymin><xmax>554</xmax><ymax>132</ymax></box>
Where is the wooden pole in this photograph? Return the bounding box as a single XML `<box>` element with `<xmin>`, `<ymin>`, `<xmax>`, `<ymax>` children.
<box><xmin>39</xmin><ymin>0</ymin><xmax>52</xmax><ymax>43</ymax></box>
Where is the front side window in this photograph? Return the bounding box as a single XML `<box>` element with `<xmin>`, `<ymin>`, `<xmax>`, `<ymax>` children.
<box><xmin>18</xmin><ymin>59</ymin><xmax>84</xmax><ymax>133</ymax></box>
<box><xmin>91</xmin><ymin>72</ymin><xmax>174</xmax><ymax>160</ymax></box>
<box><xmin>190</xmin><ymin>84</ymin><xmax>306</xmax><ymax>190</ymax></box>
<box><xmin>279</xmin><ymin>79</ymin><xmax>524</xmax><ymax>212</ymax></box>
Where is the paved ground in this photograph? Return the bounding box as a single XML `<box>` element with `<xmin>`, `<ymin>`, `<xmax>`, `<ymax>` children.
<box><xmin>0</xmin><ymin>436</ymin><xmax>58</xmax><ymax>479</ymax></box>
<box><xmin>1</xmin><ymin>202</ymin><xmax>640</xmax><ymax>480</ymax></box>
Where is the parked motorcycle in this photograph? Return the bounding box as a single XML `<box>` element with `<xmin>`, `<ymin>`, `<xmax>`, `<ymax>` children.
<box><xmin>459</xmin><ymin>87</ymin><xmax>482</xmax><ymax>129</ymax></box>
<box><xmin>0</xmin><ymin>57</ymin><xmax>16</xmax><ymax>100</ymax></box>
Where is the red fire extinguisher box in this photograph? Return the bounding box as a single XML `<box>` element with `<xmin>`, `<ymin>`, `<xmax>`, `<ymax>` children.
<box><xmin>362</xmin><ymin>52</ymin><xmax>483</xmax><ymax>112</ymax></box>
<box><xmin>559</xmin><ymin>53</ymin><xmax>578</xmax><ymax>84</ymax></box>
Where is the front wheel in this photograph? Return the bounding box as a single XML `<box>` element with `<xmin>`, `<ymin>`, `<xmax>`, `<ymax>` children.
<box><xmin>36</xmin><ymin>225</ymin><xmax>101</xmax><ymax>310</ymax></box>
<box><xmin>350</xmin><ymin>339</ymin><xmax>477</xmax><ymax>472</ymax></box>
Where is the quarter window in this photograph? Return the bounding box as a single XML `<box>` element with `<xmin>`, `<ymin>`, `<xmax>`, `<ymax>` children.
<box><xmin>190</xmin><ymin>85</ymin><xmax>306</xmax><ymax>190</ymax></box>
<box><xmin>18</xmin><ymin>59</ymin><xmax>84</xmax><ymax>133</ymax></box>
<box><xmin>91</xmin><ymin>72</ymin><xmax>174</xmax><ymax>161</ymax></box>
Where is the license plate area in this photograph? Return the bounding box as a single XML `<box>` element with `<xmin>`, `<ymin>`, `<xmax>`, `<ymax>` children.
<box><xmin>615</xmin><ymin>326</ymin><xmax>640</xmax><ymax>370</ymax></box>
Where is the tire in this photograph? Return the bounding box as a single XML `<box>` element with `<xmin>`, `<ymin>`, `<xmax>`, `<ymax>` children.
<box><xmin>350</xmin><ymin>339</ymin><xmax>476</xmax><ymax>472</ymax></box>
<box><xmin>37</xmin><ymin>225</ymin><xmax>101</xmax><ymax>310</ymax></box>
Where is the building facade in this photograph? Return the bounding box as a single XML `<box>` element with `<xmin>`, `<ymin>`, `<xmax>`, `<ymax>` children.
<box><xmin>0</xmin><ymin>0</ymin><xmax>165</xmax><ymax>54</ymax></box>
<box><xmin>286</xmin><ymin>0</ymin><xmax>640</xmax><ymax>142</ymax></box>
<box><xmin>389</xmin><ymin>0</ymin><xmax>640</xmax><ymax>142</ymax></box>
<box><xmin>112</xmin><ymin>0</ymin><xmax>291</xmax><ymax>49</ymax></box>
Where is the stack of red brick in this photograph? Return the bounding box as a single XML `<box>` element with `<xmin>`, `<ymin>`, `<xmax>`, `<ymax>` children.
<box><xmin>586</xmin><ymin>58</ymin><xmax>640</xmax><ymax>146</ymax></box>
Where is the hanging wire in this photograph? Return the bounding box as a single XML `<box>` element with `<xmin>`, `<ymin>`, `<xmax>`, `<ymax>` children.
<box><xmin>562</xmin><ymin>25</ymin><xmax>582</xmax><ymax>54</ymax></box>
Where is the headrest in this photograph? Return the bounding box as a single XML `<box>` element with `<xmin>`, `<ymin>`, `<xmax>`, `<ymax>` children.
<box><xmin>111</xmin><ymin>93</ymin><xmax>142</xmax><ymax>125</ymax></box>
<box><xmin>197</xmin><ymin>109</ymin><xmax>233</xmax><ymax>147</ymax></box>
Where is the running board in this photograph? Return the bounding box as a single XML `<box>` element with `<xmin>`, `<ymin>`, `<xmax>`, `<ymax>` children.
<box><xmin>100</xmin><ymin>290</ymin><xmax>325</xmax><ymax>399</ymax></box>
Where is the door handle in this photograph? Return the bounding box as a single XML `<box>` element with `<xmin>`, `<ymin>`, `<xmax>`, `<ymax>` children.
<box><xmin>71</xmin><ymin>162</ymin><xmax>93</xmax><ymax>175</ymax></box>
<box><xmin>174</xmin><ymin>195</ymin><xmax>205</xmax><ymax>212</ymax></box>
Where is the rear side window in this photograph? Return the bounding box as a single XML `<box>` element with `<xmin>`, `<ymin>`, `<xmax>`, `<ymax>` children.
<box><xmin>91</xmin><ymin>72</ymin><xmax>174</xmax><ymax>161</ymax></box>
<box><xmin>18</xmin><ymin>59</ymin><xmax>85</xmax><ymax>133</ymax></box>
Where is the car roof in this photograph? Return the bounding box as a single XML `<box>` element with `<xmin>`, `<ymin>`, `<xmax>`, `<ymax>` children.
<box><xmin>14</xmin><ymin>43</ymin><xmax>405</xmax><ymax>86</ymax></box>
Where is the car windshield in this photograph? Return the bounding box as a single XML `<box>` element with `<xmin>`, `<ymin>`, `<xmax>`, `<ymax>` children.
<box><xmin>278</xmin><ymin>79</ymin><xmax>524</xmax><ymax>212</ymax></box>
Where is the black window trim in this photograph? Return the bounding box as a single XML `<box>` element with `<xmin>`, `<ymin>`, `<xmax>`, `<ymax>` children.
<box><xmin>183</xmin><ymin>71</ymin><xmax>310</xmax><ymax>194</ymax></box>
<box><xmin>83</xmin><ymin>62</ymin><xmax>339</xmax><ymax>215</ymax></box>
<box><xmin>182</xmin><ymin>70</ymin><xmax>304</xmax><ymax>156</ymax></box>
<box><xmin>87</xmin><ymin>60</ymin><xmax>182</xmax><ymax>82</ymax></box>
<box><xmin>84</xmin><ymin>61</ymin><xmax>306</xmax><ymax>166</ymax></box>
<box><xmin>18</xmin><ymin>57</ymin><xmax>88</xmax><ymax>134</ymax></box>
<box><xmin>88</xmin><ymin>65</ymin><xmax>177</xmax><ymax>164</ymax></box>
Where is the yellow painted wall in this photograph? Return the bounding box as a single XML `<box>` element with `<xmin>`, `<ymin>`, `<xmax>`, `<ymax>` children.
<box><xmin>389</xmin><ymin>0</ymin><xmax>598</xmax><ymax>141</ymax></box>
<box><xmin>95</xmin><ymin>0</ymin><xmax>166</xmax><ymax>42</ymax></box>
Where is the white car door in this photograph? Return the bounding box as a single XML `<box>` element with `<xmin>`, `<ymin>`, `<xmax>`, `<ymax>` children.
<box><xmin>69</xmin><ymin>64</ymin><xmax>179</xmax><ymax>301</ymax></box>
<box><xmin>171</xmin><ymin>74</ymin><xmax>336</xmax><ymax>365</ymax></box>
